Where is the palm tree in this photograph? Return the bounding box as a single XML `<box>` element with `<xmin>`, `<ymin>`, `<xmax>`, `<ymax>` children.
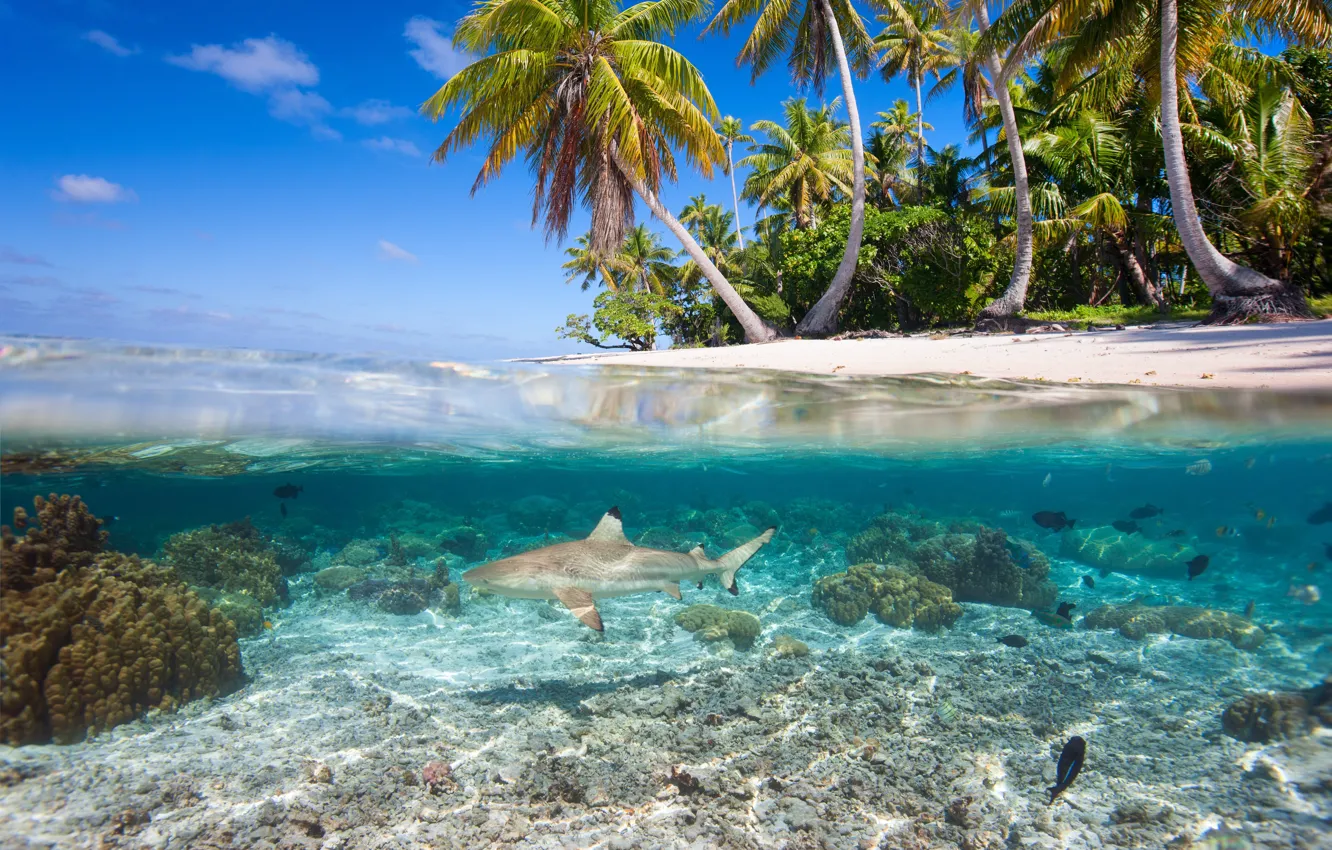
<box><xmin>932</xmin><ymin>23</ymin><xmax>993</xmax><ymax>176</ymax></box>
<box><xmin>984</xmin><ymin>0</ymin><xmax>1332</xmax><ymax>321</ymax></box>
<box><xmin>705</xmin><ymin>0</ymin><xmax>885</xmax><ymax>334</ymax></box>
<box><xmin>875</xmin><ymin>0</ymin><xmax>951</xmax><ymax>177</ymax></box>
<box><xmin>741</xmin><ymin>98</ymin><xmax>857</xmax><ymax>230</ymax></box>
<box><xmin>716</xmin><ymin>117</ymin><xmax>754</xmax><ymax>248</ymax></box>
<box><xmin>612</xmin><ymin>224</ymin><xmax>679</xmax><ymax>294</ymax></box>
<box><xmin>562</xmin><ymin>233</ymin><xmax>619</xmax><ymax>291</ymax></box>
<box><xmin>920</xmin><ymin>144</ymin><xmax>977</xmax><ymax>208</ymax></box>
<box><xmin>679</xmin><ymin>194</ymin><xmax>713</xmax><ymax>239</ymax></box>
<box><xmin>423</xmin><ymin>0</ymin><xmax>779</xmax><ymax>342</ymax></box>
<box><xmin>871</xmin><ymin>99</ymin><xmax>931</xmax><ymax>203</ymax></box>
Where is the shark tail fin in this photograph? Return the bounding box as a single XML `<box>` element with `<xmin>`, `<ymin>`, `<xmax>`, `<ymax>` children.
<box><xmin>715</xmin><ymin>527</ymin><xmax>776</xmax><ymax>595</ymax></box>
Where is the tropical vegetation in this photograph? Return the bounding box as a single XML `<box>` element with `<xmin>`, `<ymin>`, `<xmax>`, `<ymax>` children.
<box><xmin>424</xmin><ymin>0</ymin><xmax>1332</xmax><ymax>349</ymax></box>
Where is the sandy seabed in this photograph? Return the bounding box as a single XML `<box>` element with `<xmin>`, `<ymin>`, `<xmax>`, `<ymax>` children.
<box><xmin>1</xmin><ymin>546</ymin><xmax>1329</xmax><ymax>850</ymax></box>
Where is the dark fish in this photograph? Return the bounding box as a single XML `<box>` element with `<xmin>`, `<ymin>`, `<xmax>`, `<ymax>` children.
<box><xmin>1006</xmin><ymin>540</ymin><xmax>1033</xmax><ymax>569</ymax></box>
<box><xmin>1129</xmin><ymin>504</ymin><xmax>1163</xmax><ymax>519</ymax></box>
<box><xmin>1187</xmin><ymin>554</ymin><xmax>1209</xmax><ymax>580</ymax></box>
<box><xmin>998</xmin><ymin>635</ymin><xmax>1029</xmax><ymax>648</ymax></box>
<box><xmin>1055</xmin><ymin>601</ymin><xmax>1076</xmax><ymax>620</ymax></box>
<box><xmin>1243</xmin><ymin>600</ymin><xmax>1255</xmax><ymax>619</ymax></box>
<box><xmin>1032</xmin><ymin>511</ymin><xmax>1076</xmax><ymax>532</ymax></box>
<box><xmin>280</xmin><ymin>502</ymin><xmax>288</xmax><ymax>519</ymax></box>
<box><xmin>274</xmin><ymin>483</ymin><xmax>303</xmax><ymax>499</ymax></box>
<box><xmin>1308</xmin><ymin>503</ymin><xmax>1332</xmax><ymax>525</ymax></box>
<box><xmin>1047</xmin><ymin>736</ymin><xmax>1086</xmax><ymax>804</ymax></box>
<box><xmin>1032</xmin><ymin>611</ymin><xmax>1074</xmax><ymax>629</ymax></box>
<box><xmin>1166</xmin><ymin>529</ymin><xmax>1187</xmax><ymax>537</ymax></box>
<box><xmin>1111</xmin><ymin>520</ymin><xmax>1140</xmax><ymax>534</ymax></box>
<box><xmin>1081</xmin><ymin>575</ymin><xmax>1095</xmax><ymax>589</ymax></box>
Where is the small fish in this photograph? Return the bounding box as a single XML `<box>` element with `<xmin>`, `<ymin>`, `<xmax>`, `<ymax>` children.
<box><xmin>944</xmin><ymin>550</ymin><xmax>958</xmax><ymax>563</ymax></box>
<box><xmin>1032</xmin><ymin>611</ymin><xmax>1074</xmax><ymax>629</ymax></box>
<box><xmin>1187</xmin><ymin>554</ymin><xmax>1209</xmax><ymax>580</ymax></box>
<box><xmin>1253</xmin><ymin>508</ymin><xmax>1266</xmax><ymax>521</ymax></box>
<box><xmin>1288</xmin><ymin>583</ymin><xmax>1321</xmax><ymax>604</ymax></box>
<box><xmin>1081</xmin><ymin>575</ymin><xmax>1095</xmax><ymax>589</ymax></box>
<box><xmin>1266</xmin><ymin>516</ymin><xmax>1276</xmax><ymax>529</ymax></box>
<box><xmin>998</xmin><ymin>635</ymin><xmax>1029</xmax><ymax>648</ymax></box>
<box><xmin>1215</xmin><ymin>525</ymin><xmax>1240</xmax><ymax>538</ymax></box>
<box><xmin>1032</xmin><ymin>511</ymin><xmax>1076</xmax><ymax>532</ymax></box>
<box><xmin>1047</xmin><ymin>736</ymin><xmax>1086</xmax><ymax>804</ymax></box>
<box><xmin>1166</xmin><ymin>529</ymin><xmax>1187</xmax><ymax>537</ymax></box>
<box><xmin>1307</xmin><ymin>502</ymin><xmax>1332</xmax><ymax>525</ymax></box>
<box><xmin>280</xmin><ymin>503</ymin><xmax>288</xmax><ymax>519</ymax></box>
<box><xmin>1042</xmin><ymin>473</ymin><xmax>1052</xmax><ymax>488</ymax></box>
<box><xmin>998</xmin><ymin>509</ymin><xmax>1022</xmax><ymax>519</ymax></box>
<box><xmin>1005</xmin><ymin>540</ymin><xmax>1032</xmax><ymax>569</ymax></box>
<box><xmin>1309</xmin><ymin>562</ymin><xmax>1321</xmax><ymax>573</ymax></box>
<box><xmin>1055</xmin><ymin>601</ymin><xmax>1076</xmax><ymax>620</ymax></box>
<box><xmin>1244</xmin><ymin>457</ymin><xmax>1257</xmax><ymax>469</ymax></box>
<box><xmin>1185</xmin><ymin>459</ymin><xmax>1213</xmax><ymax>476</ymax></box>
<box><xmin>1129</xmin><ymin>504</ymin><xmax>1163</xmax><ymax>519</ymax></box>
<box><xmin>1174</xmin><ymin>542</ymin><xmax>1187</xmax><ymax>552</ymax></box>
<box><xmin>273</xmin><ymin>483</ymin><xmax>304</xmax><ymax>499</ymax></box>
<box><xmin>263</xmin><ymin>620</ymin><xmax>274</xmax><ymax>630</ymax></box>
<box><xmin>936</xmin><ymin>700</ymin><xmax>958</xmax><ymax>724</ymax></box>
<box><xmin>1112</xmin><ymin>520</ymin><xmax>1140</xmax><ymax>535</ymax></box>
<box><xmin>1243</xmin><ymin>599</ymin><xmax>1255</xmax><ymax>619</ymax></box>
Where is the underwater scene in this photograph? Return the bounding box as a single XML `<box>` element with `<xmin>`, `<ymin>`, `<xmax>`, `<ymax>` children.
<box><xmin>2</xmin><ymin>341</ymin><xmax>1331</xmax><ymax>850</ymax></box>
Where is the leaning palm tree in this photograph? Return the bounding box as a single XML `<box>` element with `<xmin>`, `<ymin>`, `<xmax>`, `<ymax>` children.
<box><xmin>716</xmin><ymin>117</ymin><xmax>754</xmax><ymax>248</ymax></box>
<box><xmin>875</xmin><ymin>0</ymin><xmax>951</xmax><ymax>176</ymax></box>
<box><xmin>423</xmin><ymin>0</ymin><xmax>779</xmax><ymax>342</ymax></box>
<box><xmin>705</xmin><ymin>0</ymin><xmax>883</xmax><ymax>334</ymax></box>
<box><xmin>740</xmin><ymin>98</ymin><xmax>857</xmax><ymax>229</ymax></box>
<box><xmin>983</xmin><ymin>0</ymin><xmax>1332</xmax><ymax>321</ymax></box>
<box><xmin>562</xmin><ymin>232</ymin><xmax>619</xmax><ymax>291</ymax></box>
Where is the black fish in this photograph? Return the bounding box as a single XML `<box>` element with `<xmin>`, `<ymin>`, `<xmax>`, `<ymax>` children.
<box><xmin>280</xmin><ymin>502</ymin><xmax>288</xmax><ymax>519</ymax></box>
<box><xmin>1081</xmin><ymin>575</ymin><xmax>1095</xmax><ymax>589</ymax></box>
<box><xmin>1129</xmin><ymin>504</ymin><xmax>1163</xmax><ymax>519</ymax></box>
<box><xmin>1033</xmin><ymin>511</ymin><xmax>1076</xmax><ymax>532</ymax></box>
<box><xmin>273</xmin><ymin>483</ymin><xmax>303</xmax><ymax>499</ymax></box>
<box><xmin>998</xmin><ymin>635</ymin><xmax>1029</xmax><ymax>648</ymax></box>
<box><xmin>1243</xmin><ymin>599</ymin><xmax>1255</xmax><ymax>619</ymax></box>
<box><xmin>1047</xmin><ymin>736</ymin><xmax>1086</xmax><ymax>804</ymax></box>
<box><xmin>1166</xmin><ymin>529</ymin><xmax>1187</xmax><ymax>537</ymax></box>
<box><xmin>1112</xmin><ymin>520</ymin><xmax>1140</xmax><ymax>534</ymax></box>
<box><xmin>1187</xmin><ymin>554</ymin><xmax>1209</xmax><ymax>580</ymax></box>
<box><xmin>1055</xmin><ymin>601</ymin><xmax>1076</xmax><ymax>620</ymax></box>
<box><xmin>1309</xmin><ymin>503</ymin><xmax>1332</xmax><ymax>525</ymax></box>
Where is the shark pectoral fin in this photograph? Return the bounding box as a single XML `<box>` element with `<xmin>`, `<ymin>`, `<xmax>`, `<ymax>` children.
<box><xmin>554</xmin><ymin>586</ymin><xmax>603</xmax><ymax>632</ymax></box>
<box><xmin>661</xmin><ymin>583</ymin><xmax>682</xmax><ymax>600</ymax></box>
<box><xmin>586</xmin><ymin>506</ymin><xmax>630</xmax><ymax>545</ymax></box>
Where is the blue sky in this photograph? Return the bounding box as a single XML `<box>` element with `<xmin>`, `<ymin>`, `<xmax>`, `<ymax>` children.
<box><xmin>0</xmin><ymin>0</ymin><xmax>971</xmax><ymax>360</ymax></box>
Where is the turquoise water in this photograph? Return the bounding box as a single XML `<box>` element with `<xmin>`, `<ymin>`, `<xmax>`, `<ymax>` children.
<box><xmin>1</xmin><ymin>338</ymin><xmax>1330</xmax><ymax>849</ymax></box>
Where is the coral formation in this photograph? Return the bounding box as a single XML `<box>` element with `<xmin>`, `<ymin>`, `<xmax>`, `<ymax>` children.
<box><xmin>1083</xmin><ymin>603</ymin><xmax>1266</xmax><ymax>650</ymax></box>
<box><xmin>812</xmin><ymin>563</ymin><xmax>963</xmax><ymax>630</ymax></box>
<box><xmin>673</xmin><ymin>604</ymin><xmax>761</xmax><ymax>650</ymax></box>
<box><xmin>845</xmin><ymin>512</ymin><xmax>943</xmax><ymax>565</ymax></box>
<box><xmin>193</xmin><ymin>588</ymin><xmax>264</xmax><ymax>638</ymax></box>
<box><xmin>334</xmin><ymin>539</ymin><xmax>380</xmax><ymax>567</ymax></box>
<box><xmin>1221</xmin><ymin>676</ymin><xmax>1331</xmax><ymax>742</ymax></box>
<box><xmin>439</xmin><ymin>526</ymin><xmax>489</xmax><ymax>562</ymax></box>
<box><xmin>159</xmin><ymin>518</ymin><xmax>285</xmax><ymax>607</ymax></box>
<box><xmin>1059</xmin><ymin>527</ymin><xmax>1188</xmax><ymax>576</ymax></box>
<box><xmin>1</xmin><ymin>495</ymin><xmax>242</xmax><ymax>745</ymax></box>
<box><xmin>314</xmin><ymin>565</ymin><xmax>367</xmax><ymax>591</ymax></box>
<box><xmin>347</xmin><ymin>578</ymin><xmax>444</xmax><ymax>616</ymax></box>
<box><xmin>770</xmin><ymin>635</ymin><xmax>810</xmax><ymax>658</ymax></box>
<box><xmin>913</xmin><ymin>527</ymin><xmax>1056</xmax><ymax>610</ymax></box>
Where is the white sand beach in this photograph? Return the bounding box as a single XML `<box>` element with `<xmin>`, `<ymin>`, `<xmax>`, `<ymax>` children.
<box><xmin>531</xmin><ymin>320</ymin><xmax>1332</xmax><ymax>389</ymax></box>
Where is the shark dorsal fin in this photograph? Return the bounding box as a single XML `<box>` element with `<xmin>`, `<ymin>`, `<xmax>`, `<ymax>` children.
<box><xmin>587</xmin><ymin>506</ymin><xmax>629</xmax><ymax>544</ymax></box>
<box><xmin>688</xmin><ymin>545</ymin><xmax>705</xmax><ymax>558</ymax></box>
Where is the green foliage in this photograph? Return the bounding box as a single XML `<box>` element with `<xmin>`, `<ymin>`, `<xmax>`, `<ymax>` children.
<box><xmin>557</xmin><ymin>290</ymin><xmax>681</xmax><ymax>351</ymax></box>
<box><xmin>1284</xmin><ymin>47</ymin><xmax>1332</xmax><ymax>134</ymax></box>
<box><xmin>1023</xmin><ymin>304</ymin><xmax>1211</xmax><ymax>325</ymax></box>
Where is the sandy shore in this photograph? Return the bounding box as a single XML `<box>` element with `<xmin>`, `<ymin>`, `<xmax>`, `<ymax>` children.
<box><xmin>527</xmin><ymin>320</ymin><xmax>1332</xmax><ymax>390</ymax></box>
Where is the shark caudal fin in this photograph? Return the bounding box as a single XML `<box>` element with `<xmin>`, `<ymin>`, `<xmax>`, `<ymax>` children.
<box><xmin>715</xmin><ymin>527</ymin><xmax>776</xmax><ymax>596</ymax></box>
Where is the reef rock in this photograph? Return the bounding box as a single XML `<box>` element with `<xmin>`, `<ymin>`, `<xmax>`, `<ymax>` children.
<box><xmin>1059</xmin><ymin>527</ymin><xmax>1188</xmax><ymax>576</ymax></box>
<box><xmin>1083</xmin><ymin>603</ymin><xmax>1266</xmax><ymax>650</ymax></box>
<box><xmin>333</xmin><ymin>539</ymin><xmax>380</xmax><ymax>567</ymax></box>
<box><xmin>347</xmin><ymin>578</ymin><xmax>442</xmax><ymax>616</ymax></box>
<box><xmin>812</xmin><ymin>563</ymin><xmax>963</xmax><ymax>630</ymax></box>
<box><xmin>439</xmin><ymin>526</ymin><xmax>489</xmax><ymax>562</ymax></box>
<box><xmin>1222</xmin><ymin>676</ymin><xmax>1332</xmax><ymax>742</ymax></box>
<box><xmin>1</xmin><ymin>495</ymin><xmax>242</xmax><ymax>745</ymax></box>
<box><xmin>770</xmin><ymin>635</ymin><xmax>810</xmax><ymax>658</ymax></box>
<box><xmin>674</xmin><ymin>604</ymin><xmax>761</xmax><ymax>650</ymax></box>
<box><xmin>159</xmin><ymin>518</ymin><xmax>284</xmax><ymax>607</ymax></box>
<box><xmin>314</xmin><ymin>565</ymin><xmax>367</xmax><ymax>591</ymax></box>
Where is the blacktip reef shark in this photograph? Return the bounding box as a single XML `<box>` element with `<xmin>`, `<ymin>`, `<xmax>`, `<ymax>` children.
<box><xmin>462</xmin><ymin>507</ymin><xmax>776</xmax><ymax>632</ymax></box>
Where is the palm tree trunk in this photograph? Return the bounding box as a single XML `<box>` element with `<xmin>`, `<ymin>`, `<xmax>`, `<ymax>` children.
<box><xmin>975</xmin><ymin>1</ymin><xmax>1034</xmax><ymax>322</ymax></box>
<box><xmin>1158</xmin><ymin>0</ymin><xmax>1309</xmax><ymax>322</ymax></box>
<box><xmin>914</xmin><ymin>75</ymin><xmax>926</xmax><ymax>199</ymax></box>
<box><xmin>615</xmin><ymin>155</ymin><xmax>780</xmax><ymax>343</ymax></box>
<box><xmin>727</xmin><ymin>140</ymin><xmax>745</xmax><ymax>249</ymax></box>
<box><xmin>794</xmin><ymin>0</ymin><xmax>867</xmax><ymax>336</ymax></box>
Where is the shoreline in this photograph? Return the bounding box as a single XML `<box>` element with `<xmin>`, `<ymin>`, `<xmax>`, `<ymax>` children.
<box><xmin>521</xmin><ymin>320</ymin><xmax>1332</xmax><ymax>390</ymax></box>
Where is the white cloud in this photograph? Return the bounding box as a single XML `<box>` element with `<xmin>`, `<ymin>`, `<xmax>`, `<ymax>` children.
<box><xmin>377</xmin><ymin>239</ymin><xmax>419</xmax><ymax>264</ymax></box>
<box><xmin>342</xmin><ymin>99</ymin><xmax>414</xmax><ymax>125</ymax></box>
<box><xmin>268</xmin><ymin>88</ymin><xmax>339</xmax><ymax>139</ymax></box>
<box><xmin>404</xmin><ymin>17</ymin><xmax>470</xmax><ymax>79</ymax></box>
<box><xmin>363</xmin><ymin>136</ymin><xmax>422</xmax><ymax>157</ymax></box>
<box><xmin>84</xmin><ymin>30</ymin><xmax>138</xmax><ymax>57</ymax></box>
<box><xmin>166</xmin><ymin>35</ymin><xmax>318</xmax><ymax>92</ymax></box>
<box><xmin>51</xmin><ymin>174</ymin><xmax>137</xmax><ymax>204</ymax></box>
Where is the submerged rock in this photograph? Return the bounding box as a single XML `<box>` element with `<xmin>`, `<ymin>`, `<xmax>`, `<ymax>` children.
<box><xmin>1083</xmin><ymin>603</ymin><xmax>1266</xmax><ymax>650</ymax></box>
<box><xmin>333</xmin><ymin>539</ymin><xmax>380</xmax><ymax>567</ymax></box>
<box><xmin>347</xmin><ymin>577</ymin><xmax>442</xmax><ymax>616</ymax></box>
<box><xmin>1222</xmin><ymin>676</ymin><xmax>1332</xmax><ymax>742</ymax></box>
<box><xmin>674</xmin><ymin>604</ymin><xmax>761</xmax><ymax>650</ymax></box>
<box><xmin>770</xmin><ymin>635</ymin><xmax>810</xmax><ymax>658</ymax></box>
<box><xmin>314</xmin><ymin>565</ymin><xmax>367</xmax><ymax>591</ymax></box>
<box><xmin>812</xmin><ymin>563</ymin><xmax>962</xmax><ymax>630</ymax></box>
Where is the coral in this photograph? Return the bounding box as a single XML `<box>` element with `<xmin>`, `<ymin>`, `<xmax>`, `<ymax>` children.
<box><xmin>742</xmin><ymin>501</ymin><xmax>780</xmax><ymax>531</ymax></box>
<box><xmin>439</xmin><ymin>526</ymin><xmax>489</xmax><ymax>562</ymax></box>
<box><xmin>914</xmin><ymin>527</ymin><xmax>1056</xmax><ymax>610</ymax></box>
<box><xmin>635</xmin><ymin>526</ymin><xmax>694</xmax><ymax>551</ymax></box>
<box><xmin>386</xmin><ymin>533</ymin><xmax>408</xmax><ymax>567</ymax></box>
<box><xmin>1059</xmin><ymin>527</ymin><xmax>1187</xmax><ymax>577</ymax></box>
<box><xmin>377</xmin><ymin>584</ymin><xmax>430</xmax><ymax>615</ymax></box>
<box><xmin>269</xmin><ymin>535</ymin><xmax>312</xmax><ymax>575</ymax></box>
<box><xmin>1222</xmin><ymin>692</ymin><xmax>1313</xmax><ymax>742</ymax></box>
<box><xmin>674</xmin><ymin>604</ymin><xmax>761</xmax><ymax>650</ymax></box>
<box><xmin>159</xmin><ymin>519</ymin><xmax>284</xmax><ymax>607</ymax></box>
<box><xmin>396</xmin><ymin>533</ymin><xmax>438</xmax><ymax>561</ymax></box>
<box><xmin>334</xmin><ymin>539</ymin><xmax>380</xmax><ymax>567</ymax></box>
<box><xmin>1</xmin><ymin>495</ymin><xmax>242</xmax><ymax>746</ymax></box>
<box><xmin>771</xmin><ymin>635</ymin><xmax>810</xmax><ymax>658</ymax></box>
<box><xmin>845</xmin><ymin>512</ymin><xmax>942</xmax><ymax>565</ymax></box>
<box><xmin>193</xmin><ymin>588</ymin><xmax>264</xmax><ymax>638</ymax></box>
<box><xmin>719</xmin><ymin>522</ymin><xmax>762</xmax><ymax>548</ymax></box>
<box><xmin>1084</xmin><ymin>603</ymin><xmax>1266</xmax><ymax>650</ymax></box>
<box><xmin>813</xmin><ymin>563</ymin><xmax>962</xmax><ymax>631</ymax></box>
<box><xmin>314</xmin><ymin>566</ymin><xmax>366</xmax><ymax>591</ymax></box>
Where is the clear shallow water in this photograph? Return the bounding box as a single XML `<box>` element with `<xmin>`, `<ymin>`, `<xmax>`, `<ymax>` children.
<box><xmin>1</xmin><ymin>338</ymin><xmax>1330</xmax><ymax>850</ymax></box>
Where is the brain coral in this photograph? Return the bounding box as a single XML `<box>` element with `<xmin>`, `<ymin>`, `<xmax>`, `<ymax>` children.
<box><xmin>2</xmin><ymin>495</ymin><xmax>243</xmax><ymax>745</ymax></box>
<box><xmin>812</xmin><ymin>563</ymin><xmax>962</xmax><ymax>631</ymax></box>
<box><xmin>159</xmin><ymin>518</ymin><xmax>284</xmax><ymax>607</ymax></box>
<box><xmin>674</xmin><ymin>604</ymin><xmax>761</xmax><ymax>650</ymax></box>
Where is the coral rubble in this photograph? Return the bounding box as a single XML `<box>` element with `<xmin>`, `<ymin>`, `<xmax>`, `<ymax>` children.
<box><xmin>812</xmin><ymin>563</ymin><xmax>963</xmax><ymax>630</ymax></box>
<box><xmin>1083</xmin><ymin>603</ymin><xmax>1266</xmax><ymax>650</ymax></box>
<box><xmin>1</xmin><ymin>495</ymin><xmax>242</xmax><ymax>745</ymax></box>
